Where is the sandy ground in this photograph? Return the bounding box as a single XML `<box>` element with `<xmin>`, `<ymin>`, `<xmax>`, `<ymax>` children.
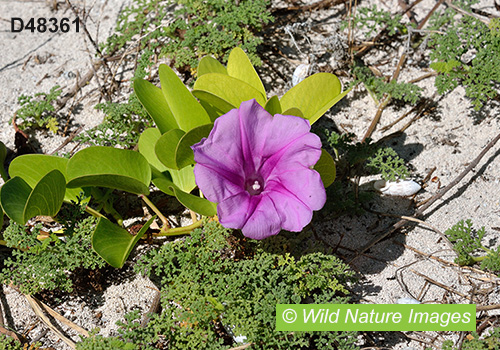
<box><xmin>0</xmin><ymin>0</ymin><xmax>499</xmax><ymax>349</ymax></box>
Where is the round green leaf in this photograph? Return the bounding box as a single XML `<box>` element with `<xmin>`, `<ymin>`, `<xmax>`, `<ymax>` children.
<box><xmin>192</xmin><ymin>90</ymin><xmax>236</xmax><ymax>116</ymax></box>
<box><xmin>138</xmin><ymin>128</ymin><xmax>169</xmax><ymax>174</ymax></box>
<box><xmin>0</xmin><ymin>176</ymin><xmax>31</xmax><ymax>225</ymax></box>
<box><xmin>66</xmin><ymin>147</ymin><xmax>151</xmax><ymax>195</ymax></box>
<box><xmin>153</xmin><ymin>176</ymin><xmax>216</xmax><ymax>216</ymax></box>
<box><xmin>198</xmin><ymin>56</ymin><xmax>227</xmax><ymax>77</ymax></box>
<box><xmin>134</xmin><ymin>78</ymin><xmax>178</xmax><ymax>134</ymax></box>
<box><xmin>0</xmin><ymin>170</ymin><xmax>66</xmax><ymax>225</ymax></box>
<box><xmin>155</xmin><ymin>129</ymin><xmax>186</xmax><ymax>170</ymax></box>
<box><xmin>282</xmin><ymin>108</ymin><xmax>305</xmax><ymax>119</ymax></box>
<box><xmin>9</xmin><ymin>154</ymin><xmax>84</xmax><ymax>202</ymax></box>
<box><xmin>159</xmin><ymin>64</ymin><xmax>211</xmax><ymax>131</ymax></box>
<box><xmin>280</xmin><ymin>73</ymin><xmax>343</xmax><ymax>124</ymax></box>
<box><xmin>24</xmin><ymin>169</ymin><xmax>66</xmax><ymax>222</ymax></box>
<box><xmin>92</xmin><ymin>216</ymin><xmax>153</xmax><ymax>268</ymax></box>
<box><xmin>169</xmin><ymin>166</ymin><xmax>196</xmax><ymax>193</ymax></box>
<box><xmin>193</xmin><ymin>73</ymin><xmax>266</xmax><ymax>108</ymax></box>
<box><xmin>227</xmin><ymin>47</ymin><xmax>266</xmax><ymax>99</ymax></box>
<box><xmin>175</xmin><ymin>124</ymin><xmax>213</xmax><ymax>169</ymax></box>
<box><xmin>314</xmin><ymin>149</ymin><xmax>336</xmax><ymax>188</ymax></box>
<box><xmin>264</xmin><ymin>95</ymin><xmax>282</xmax><ymax>115</ymax></box>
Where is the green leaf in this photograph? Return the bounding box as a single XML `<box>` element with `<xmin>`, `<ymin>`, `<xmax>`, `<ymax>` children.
<box><xmin>134</xmin><ymin>78</ymin><xmax>178</xmax><ymax>134</ymax></box>
<box><xmin>155</xmin><ymin>129</ymin><xmax>186</xmax><ymax>170</ymax></box>
<box><xmin>282</xmin><ymin>107</ymin><xmax>304</xmax><ymax>119</ymax></box>
<box><xmin>192</xmin><ymin>90</ymin><xmax>236</xmax><ymax>116</ymax></box>
<box><xmin>193</xmin><ymin>73</ymin><xmax>266</xmax><ymax>108</ymax></box>
<box><xmin>175</xmin><ymin>124</ymin><xmax>213</xmax><ymax>169</ymax></box>
<box><xmin>0</xmin><ymin>170</ymin><xmax>66</xmax><ymax>225</ymax></box>
<box><xmin>159</xmin><ymin>64</ymin><xmax>211</xmax><ymax>131</ymax></box>
<box><xmin>0</xmin><ymin>141</ymin><xmax>7</xmax><ymax>182</ymax></box>
<box><xmin>169</xmin><ymin>166</ymin><xmax>197</xmax><ymax>193</ymax></box>
<box><xmin>227</xmin><ymin>47</ymin><xmax>266</xmax><ymax>99</ymax></box>
<box><xmin>153</xmin><ymin>176</ymin><xmax>216</xmax><ymax>216</ymax></box>
<box><xmin>280</xmin><ymin>73</ymin><xmax>343</xmax><ymax>124</ymax></box>
<box><xmin>66</xmin><ymin>147</ymin><xmax>151</xmax><ymax>195</ymax></box>
<box><xmin>138</xmin><ymin>128</ymin><xmax>169</xmax><ymax>174</ymax></box>
<box><xmin>0</xmin><ymin>177</ymin><xmax>31</xmax><ymax>225</ymax></box>
<box><xmin>172</xmin><ymin>184</ymin><xmax>216</xmax><ymax>216</ymax></box>
<box><xmin>314</xmin><ymin>149</ymin><xmax>336</xmax><ymax>188</ymax></box>
<box><xmin>9</xmin><ymin>154</ymin><xmax>84</xmax><ymax>202</ymax></box>
<box><xmin>197</xmin><ymin>56</ymin><xmax>227</xmax><ymax>77</ymax></box>
<box><xmin>199</xmin><ymin>99</ymin><xmax>224</xmax><ymax>122</ymax></box>
<box><xmin>264</xmin><ymin>96</ymin><xmax>282</xmax><ymax>115</ymax></box>
<box><xmin>92</xmin><ymin>216</ymin><xmax>153</xmax><ymax>268</ymax></box>
<box><xmin>24</xmin><ymin>170</ymin><xmax>66</xmax><ymax>222</ymax></box>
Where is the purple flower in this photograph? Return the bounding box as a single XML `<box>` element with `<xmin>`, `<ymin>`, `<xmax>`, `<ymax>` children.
<box><xmin>191</xmin><ymin>99</ymin><xmax>326</xmax><ymax>239</ymax></box>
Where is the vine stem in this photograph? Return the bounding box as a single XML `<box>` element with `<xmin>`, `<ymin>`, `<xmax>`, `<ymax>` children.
<box><xmin>84</xmin><ymin>206</ymin><xmax>106</xmax><ymax>219</ymax></box>
<box><xmin>139</xmin><ymin>194</ymin><xmax>169</xmax><ymax>227</ymax></box>
<box><xmin>157</xmin><ymin>219</ymin><xmax>203</xmax><ymax>236</ymax></box>
<box><xmin>361</xmin><ymin>0</ymin><xmax>445</xmax><ymax>141</ymax></box>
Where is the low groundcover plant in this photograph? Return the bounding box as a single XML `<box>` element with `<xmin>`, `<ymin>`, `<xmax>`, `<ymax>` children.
<box><xmin>192</xmin><ymin>99</ymin><xmax>326</xmax><ymax>239</ymax></box>
<box><xmin>0</xmin><ymin>47</ymin><xmax>342</xmax><ymax>269</ymax></box>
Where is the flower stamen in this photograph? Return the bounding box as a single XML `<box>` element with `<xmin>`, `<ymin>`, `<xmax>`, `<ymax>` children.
<box><xmin>245</xmin><ymin>177</ymin><xmax>264</xmax><ymax>196</ymax></box>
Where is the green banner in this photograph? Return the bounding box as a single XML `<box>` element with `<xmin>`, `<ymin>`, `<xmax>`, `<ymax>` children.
<box><xmin>276</xmin><ymin>304</ymin><xmax>476</xmax><ymax>331</ymax></box>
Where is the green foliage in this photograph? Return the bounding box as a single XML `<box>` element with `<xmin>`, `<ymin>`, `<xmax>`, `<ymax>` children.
<box><xmin>349</xmin><ymin>5</ymin><xmax>407</xmax><ymax>37</ymax></box>
<box><xmin>0</xmin><ymin>335</ymin><xmax>45</xmax><ymax>350</ymax></box>
<box><xmin>352</xmin><ymin>65</ymin><xmax>422</xmax><ymax>105</ymax></box>
<box><xmin>161</xmin><ymin>0</ymin><xmax>272</xmax><ymax>69</ymax></box>
<box><xmin>366</xmin><ymin>147</ymin><xmax>409</xmax><ymax>181</ymax></box>
<box><xmin>442</xmin><ymin>327</ymin><xmax>500</xmax><ymax>349</ymax></box>
<box><xmin>0</xmin><ymin>334</ymin><xmax>22</xmax><ymax>350</ymax></box>
<box><xmin>445</xmin><ymin>219</ymin><xmax>500</xmax><ymax>272</ymax></box>
<box><xmin>0</xmin><ymin>215</ymin><xmax>105</xmax><ymax>294</ymax></box>
<box><xmin>76</xmin><ymin>334</ymin><xmax>136</xmax><ymax>350</ymax></box>
<box><xmin>126</xmin><ymin>221</ymin><xmax>358</xmax><ymax>349</ymax></box>
<box><xmin>76</xmin><ymin>93</ymin><xmax>151</xmax><ymax>148</ymax></box>
<box><xmin>0</xmin><ymin>170</ymin><xmax>66</xmax><ymax>225</ymax></box>
<box><xmin>326</xmin><ymin>131</ymin><xmax>409</xmax><ymax>181</ymax></box>
<box><xmin>15</xmin><ymin>86</ymin><xmax>62</xmax><ymax>134</ymax></box>
<box><xmin>428</xmin><ymin>3</ymin><xmax>500</xmax><ymax>110</ymax></box>
<box><xmin>101</xmin><ymin>0</ymin><xmax>272</xmax><ymax>71</ymax></box>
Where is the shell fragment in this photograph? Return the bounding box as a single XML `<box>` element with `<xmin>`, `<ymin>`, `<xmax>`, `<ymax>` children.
<box><xmin>374</xmin><ymin>180</ymin><xmax>421</xmax><ymax>197</ymax></box>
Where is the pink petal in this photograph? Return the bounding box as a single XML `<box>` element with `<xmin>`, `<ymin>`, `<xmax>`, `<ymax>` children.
<box><xmin>259</xmin><ymin>133</ymin><xmax>322</xmax><ymax>179</ymax></box>
<box><xmin>261</xmin><ymin>113</ymin><xmax>314</xmax><ymax>157</ymax></box>
<box><xmin>217</xmin><ymin>192</ymin><xmax>254</xmax><ymax>229</ymax></box>
<box><xmin>269</xmin><ymin>168</ymin><xmax>326</xmax><ymax>211</ymax></box>
<box><xmin>236</xmin><ymin>99</ymin><xmax>273</xmax><ymax>174</ymax></box>
<box><xmin>192</xmin><ymin>108</ymin><xmax>244</xmax><ymax>177</ymax></box>
<box><xmin>240</xmin><ymin>194</ymin><xmax>282</xmax><ymax>239</ymax></box>
<box><xmin>265</xmin><ymin>182</ymin><xmax>313</xmax><ymax>232</ymax></box>
<box><xmin>193</xmin><ymin>164</ymin><xmax>244</xmax><ymax>203</ymax></box>
<box><xmin>217</xmin><ymin>191</ymin><xmax>282</xmax><ymax>239</ymax></box>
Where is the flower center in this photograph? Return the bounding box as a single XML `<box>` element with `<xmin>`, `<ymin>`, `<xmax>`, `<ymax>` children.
<box><xmin>245</xmin><ymin>176</ymin><xmax>265</xmax><ymax>196</ymax></box>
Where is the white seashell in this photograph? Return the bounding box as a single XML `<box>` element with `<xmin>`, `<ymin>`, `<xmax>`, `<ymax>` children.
<box><xmin>397</xmin><ymin>297</ymin><xmax>421</xmax><ymax>304</ymax></box>
<box><xmin>374</xmin><ymin>180</ymin><xmax>421</xmax><ymax>197</ymax></box>
<box><xmin>292</xmin><ymin>64</ymin><xmax>310</xmax><ymax>86</ymax></box>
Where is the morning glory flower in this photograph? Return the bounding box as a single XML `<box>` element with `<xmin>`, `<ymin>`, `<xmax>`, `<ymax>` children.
<box><xmin>191</xmin><ymin>99</ymin><xmax>326</xmax><ymax>239</ymax></box>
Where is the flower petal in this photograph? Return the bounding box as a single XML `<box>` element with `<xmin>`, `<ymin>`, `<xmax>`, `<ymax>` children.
<box><xmin>217</xmin><ymin>192</ymin><xmax>254</xmax><ymax>229</ymax></box>
<box><xmin>240</xmin><ymin>194</ymin><xmax>282</xmax><ymax>239</ymax></box>
<box><xmin>193</xmin><ymin>164</ymin><xmax>244</xmax><ymax>203</ymax></box>
<box><xmin>217</xmin><ymin>192</ymin><xmax>281</xmax><ymax>239</ymax></box>
<box><xmin>236</xmin><ymin>99</ymin><xmax>273</xmax><ymax>175</ymax></box>
<box><xmin>268</xmin><ymin>168</ymin><xmax>326</xmax><ymax>211</ymax></box>
<box><xmin>192</xmin><ymin>108</ymin><xmax>244</xmax><ymax>177</ymax></box>
<box><xmin>259</xmin><ymin>132</ymin><xmax>322</xmax><ymax>179</ymax></box>
<box><xmin>265</xmin><ymin>182</ymin><xmax>313</xmax><ymax>232</ymax></box>
<box><xmin>261</xmin><ymin>113</ymin><xmax>315</xmax><ymax>157</ymax></box>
